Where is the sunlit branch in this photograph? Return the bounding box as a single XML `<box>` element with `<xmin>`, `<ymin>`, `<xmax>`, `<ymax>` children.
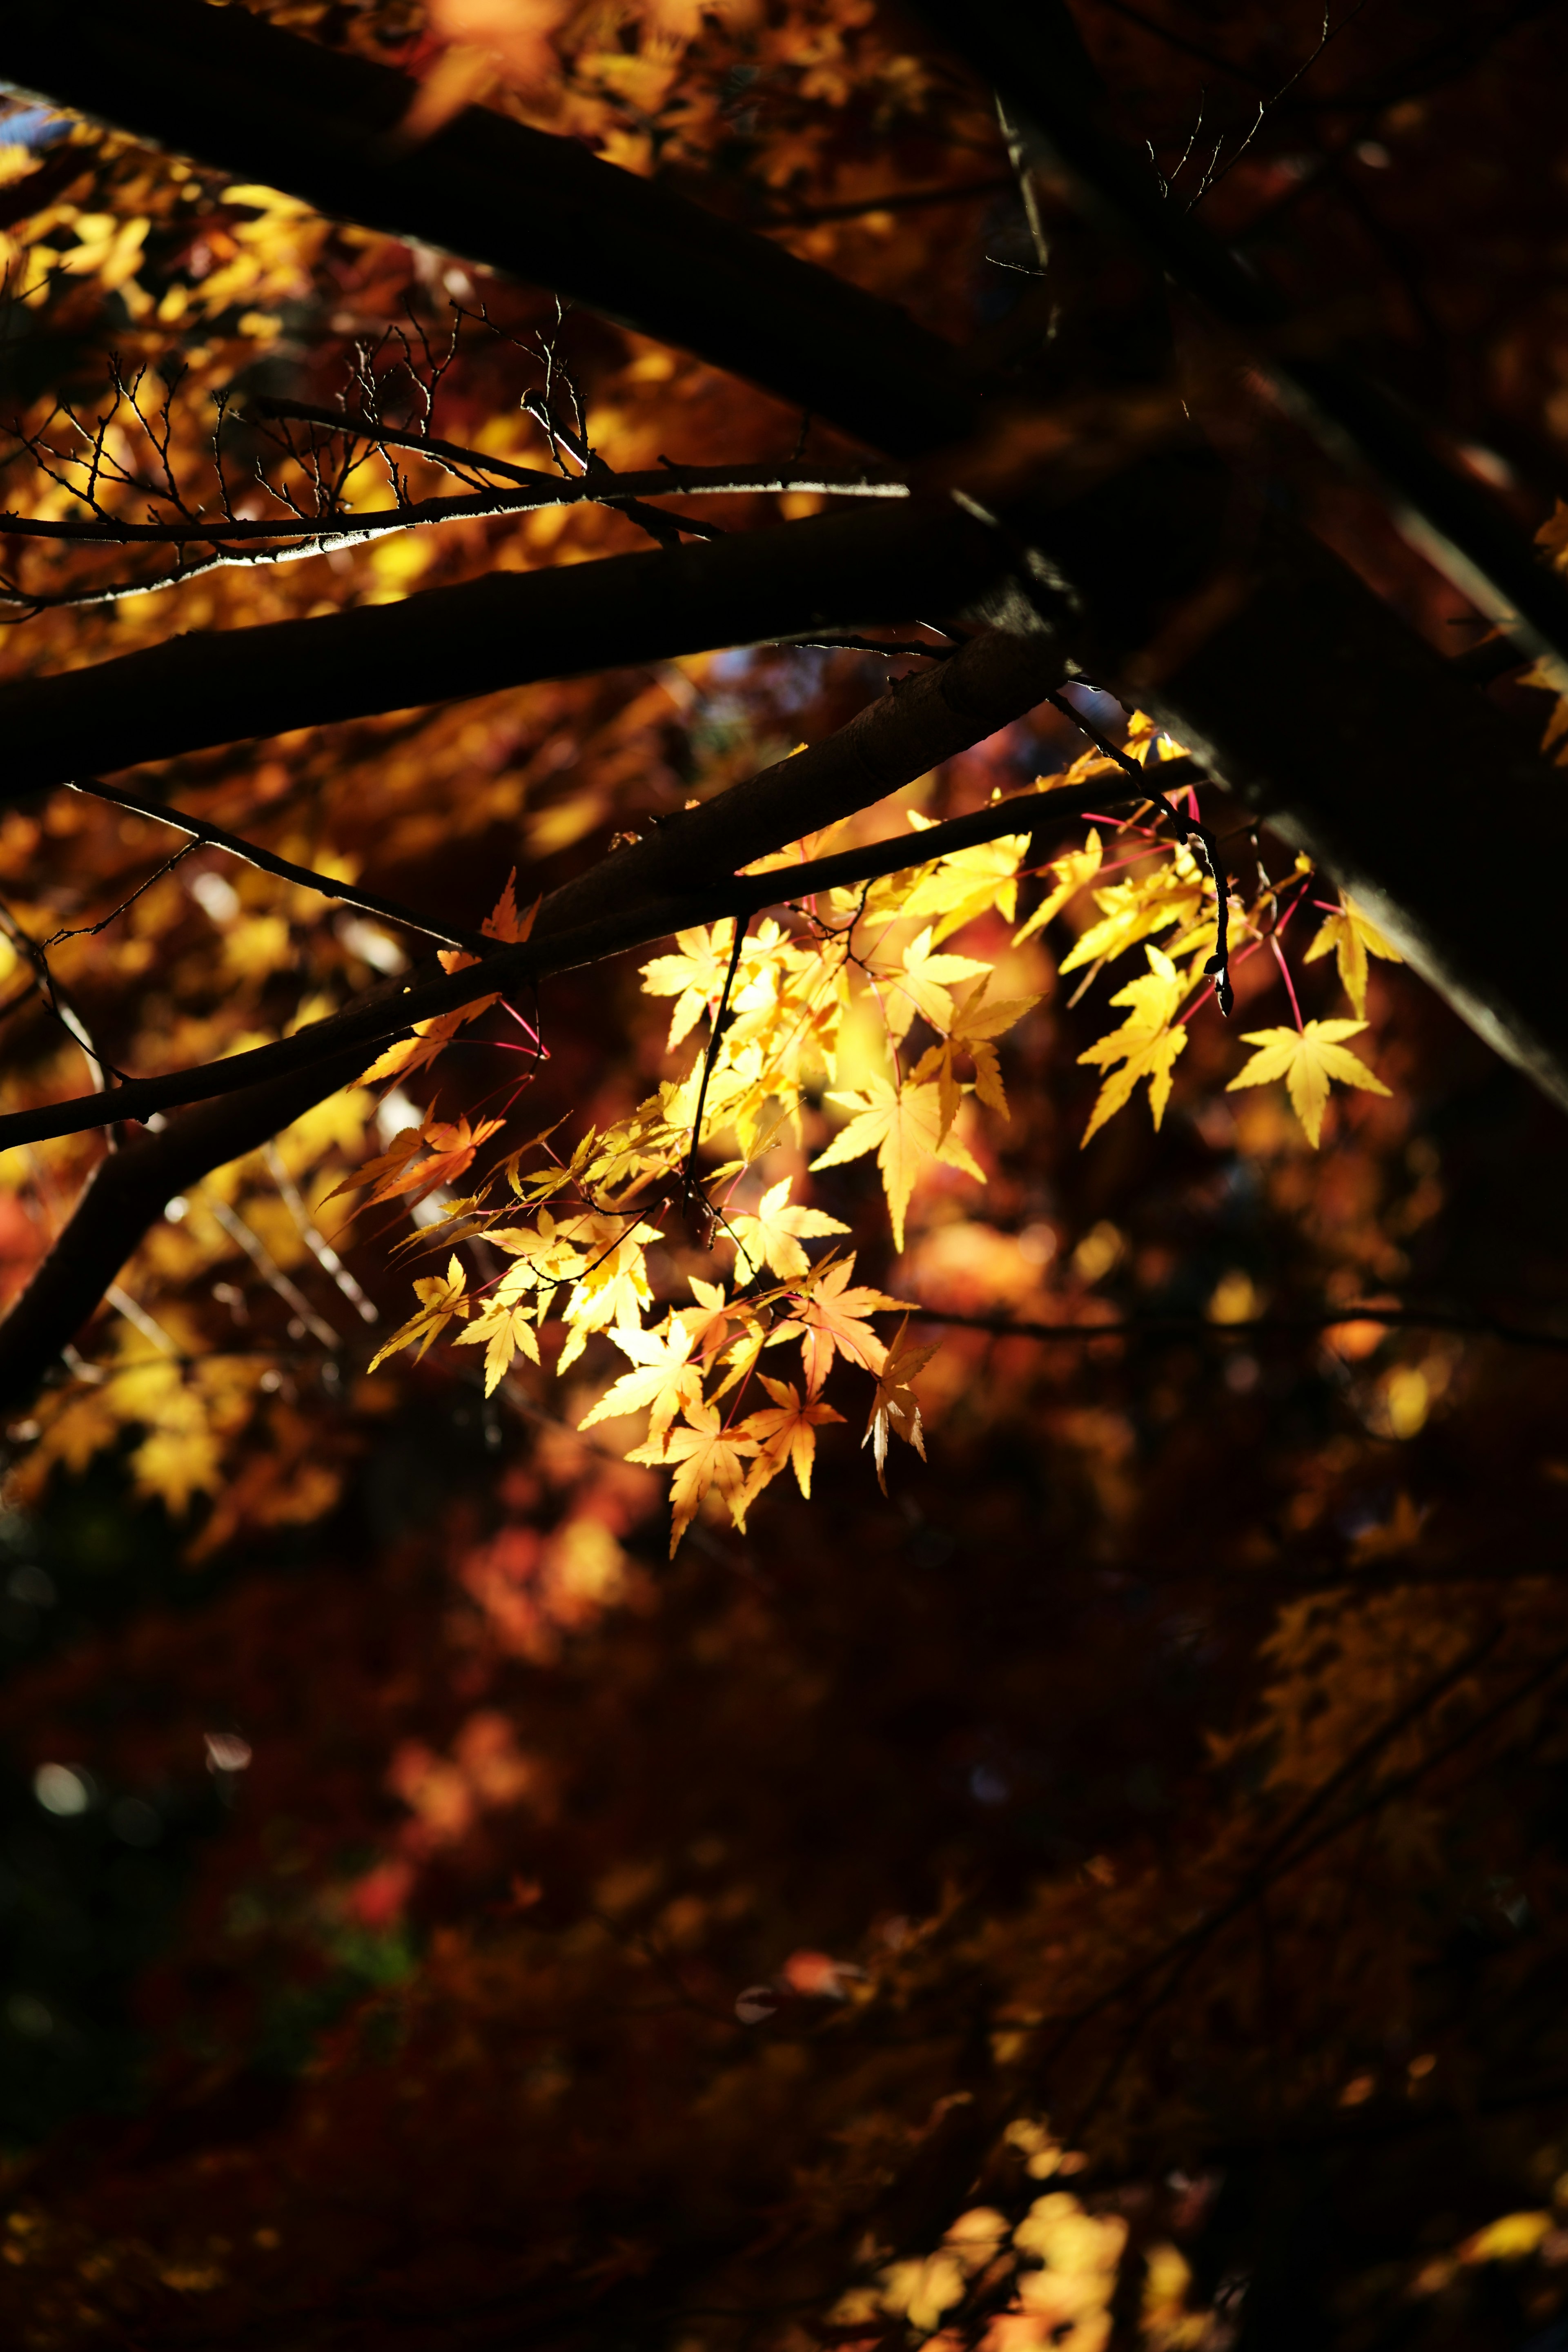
<box><xmin>0</xmin><ymin>458</ymin><xmax>910</xmax><ymax>610</ymax></box>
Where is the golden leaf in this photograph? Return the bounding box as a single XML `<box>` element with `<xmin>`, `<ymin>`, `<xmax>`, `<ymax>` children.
<box><xmin>811</xmin><ymin>1077</ymin><xmax>982</xmax><ymax>1252</ymax></box>
<box><xmin>775</xmin><ymin>1255</ymin><xmax>909</xmax><ymax>1398</ymax></box>
<box><xmin>863</xmin><ymin>1317</ymin><xmax>938</xmax><ymax>1494</ymax></box>
<box><xmin>628</xmin><ymin>1401</ymin><xmax>760</xmax><ymax>1557</ymax></box>
<box><xmin>1302</xmin><ymin>893</ymin><xmax>1402</xmax><ymax>1019</ymax></box>
<box><xmin>1226</xmin><ymin>1018</ymin><xmax>1391</xmax><ymax>1147</ymax></box>
<box><xmin>578</xmin><ymin>1316</ymin><xmax>704</xmax><ymax>1450</ymax></box>
<box><xmin>1077</xmin><ymin>945</ymin><xmax>1189</xmax><ymax>1143</ymax></box>
<box><xmin>726</xmin><ymin>1177</ymin><xmax>849</xmax><ymax>1284</ymax></box>
<box><xmin>740</xmin><ymin>1375</ymin><xmax>843</xmax><ymax>1503</ymax></box>
<box><xmin>1013</xmin><ymin>828</ymin><xmax>1102</xmax><ymax>946</ymax></box>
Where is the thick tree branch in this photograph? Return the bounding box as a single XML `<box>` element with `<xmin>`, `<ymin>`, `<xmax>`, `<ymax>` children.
<box><xmin>0</xmin><ymin>500</ymin><xmax>1009</xmax><ymax>804</ymax></box>
<box><xmin>917</xmin><ymin>0</ymin><xmax>1568</xmax><ymax>677</ymax></box>
<box><xmin>0</xmin><ymin>0</ymin><xmax>977</xmax><ymax>461</ymax></box>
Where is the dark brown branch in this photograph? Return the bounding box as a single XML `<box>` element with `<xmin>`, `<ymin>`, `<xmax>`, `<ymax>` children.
<box><xmin>917</xmin><ymin>0</ymin><xmax>1568</xmax><ymax>677</ymax></box>
<box><xmin>0</xmin><ymin>0</ymin><xmax>977</xmax><ymax>460</ymax></box>
<box><xmin>0</xmin><ymin>499</ymin><xmax>1009</xmax><ymax>806</ymax></box>
<box><xmin>0</xmin><ymin>641</ymin><xmax>1075</xmax><ymax>1149</ymax></box>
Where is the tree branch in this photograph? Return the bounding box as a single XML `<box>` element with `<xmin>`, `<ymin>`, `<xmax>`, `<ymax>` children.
<box><xmin>66</xmin><ymin>778</ymin><xmax>490</xmax><ymax>956</ymax></box>
<box><xmin>916</xmin><ymin>0</ymin><xmax>1568</xmax><ymax>678</ymax></box>
<box><xmin>0</xmin><ymin>499</ymin><xmax>1009</xmax><ymax>804</ymax></box>
<box><xmin>0</xmin><ymin>0</ymin><xmax>978</xmax><ymax>460</ymax></box>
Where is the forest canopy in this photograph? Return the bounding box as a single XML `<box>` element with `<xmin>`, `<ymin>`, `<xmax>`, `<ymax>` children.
<box><xmin>0</xmin><ymin>2</ymin><xmax>1566</xmax><ymax>2348</ymax></box>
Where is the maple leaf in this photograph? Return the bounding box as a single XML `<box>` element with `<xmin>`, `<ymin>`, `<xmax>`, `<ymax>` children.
<box><xmin>862</xmin><ymin>1317</ymin><xmax>939</xmax><ymax>1495</ymax></box>
<box><xmin>726</xmin><ymin>1177</ymin><xmax>849</xmax><ymax>1284</ymax></box>
<box><xmin>1303</xmin><ymin>894</ymin><xmax>1402</xmax><ymax>1019</ymax></box>
<box><xmin>1077</xmin><ymin>945</ymin><xmax>1189</xmax><ymax>1144</ymax></box>
<box><xmin>334</xmin><ymin>1116</ymin><xmax>505</xmax><ymax>1213</ymax></box>
<box><xmin>811</xmin><ymin>1077</ymin><xmax>982</xmax><ymax>1252</ymax></box>
<box><xmin>578</xmin><ymin>1316</ymin><xmax>704</xmax><ymax>1451</ymax></box>
<box><xmin>482</xmin><ymin>867</ymin><xmax>540</xmax><ymax>944</ymax></box>
<box><xmin>1013</xmin><ymin>829</ymin><xmax>1101</xmax><ymax>946</ymax></box>
<box><xmin>454</xmin><ymin>1297</ymin><xmax>540</xmax><ymax>1396</ymax></box>
<box><xmin>368</xmin><ymin>1254</ymin><xmax>472</xmax><ymax>1371</ymax></box>
<box><xmin>741</xmin><ymin>1375</ymin><xmax>843</xmax><ymax>1504</ymax></box>
<box><xmin>896</xmin><ymin>813</ymin><xmax>1031</xmax><ymax>940</ymax></box>
<box><xmin>776</xmin><ymin>1255</ymin><xmax>909</xmax><ymax>1398</ymax></box>
<box><xmin>1060</xmin><ymin>848</ymin><xmax>1205</xmax><ymax>974</ymax></box>
<box><xmin>1227</xmin><ymin>1019</ymin><xmax>1391</xmax><ymax>1147</ymax></box>
<box><xmin>871</xmin><ymin>925</ymin><xmax>989</xmax><ymax>1042</ymax></box>
<box><xmin>677</xmin><ymin>1274</ymin><xmax>743</xmax><ymax>1368</ymax></box>
<box><xmin>640</xmin><ymin>921</ymin><xmax>739</xmax><ymax>1047</ymax></box>
<box><xmin>628</xmin><ymin>1401</ymin><xmax>760</xmax><ymax>1557</ymax></box>
<box><xmin>325</xmin><ymin>1125</ymin><xmax>424</xmax><ymax>1207</ymax></box>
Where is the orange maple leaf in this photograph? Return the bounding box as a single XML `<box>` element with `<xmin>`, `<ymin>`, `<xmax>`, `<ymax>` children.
<box><xmin>777</xmin><ymin>1256</ymin><xmax>909</xmax><ymax>1399</ymax></box>
<box><xmin>741</xmin><ymin>1375</ymin><xmax>843</xmax><ymax>1504</ymax></box>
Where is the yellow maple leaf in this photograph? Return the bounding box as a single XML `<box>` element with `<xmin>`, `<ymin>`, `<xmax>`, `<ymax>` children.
<box><xmin>481</xmin><ymin>866</ymin><xmax>540</xmax><ymax>944</ymax></box>
<box><xmin>811</xmin><ymin>1077</ymin><xmax>982</xmax><ymax>1252</ymax></box>
<box><xmin>368</xmin><ymin>1253</ymin><xmax>471</xmax><ymax>1371</ymax></box>
<box><xmin>628</xmin><ymin>1401</ymin><xmax>760</xmax><ymax>1557</ymax></box>
<box><xmin>868</xmin><ymin>925</ymin><xmax>989</xmax><ymax>1042</ymax></box>
<box><xmin>1227</xmin><ymin>1018</ymin><xmax>1391</xmax><ymax>1147</ymax></box>
<box><xmin>639</xmin><ymin>921</ymin><xmax>740</xmax><ymax>1048</ymax></box>
<box><xmin>726</xmin><ymin>1177</ymin><xmax>849</xmax><ymax>1284</ymax></box>
<box><xmin>862</xmin><ymin>1317</ymin><xmax>938</xmax><ymax>1494</ymax></box>
<box><xmin>1060</xmin><ymin>847</ymin><xmax>1205</xmax><ymax>974</ymax></box>
<box><xmin>1303</xmin><ymin>893</ymin><xmax>1402</xmax><ymax>1019</ymax></box>
<box><xmin>454</xmin><ymin>1297</ymin><xmax>540</xmax><ymax>1395</ymax></box>
<box><xmin>578</xmin><ymin>1316</ymin><xmax>704</xmax><ymax>1450</ymax></box>
<box><xmin>1013</xmin><ymin>829</ymin><xmax>1101</xmax><ymax>946</ymax></box>
<box><xmin>740</xmin><ymin>1375</ymin><xmax>843</xmax><ymax>1503</ymax></box>
<box><xmin>895</xmin><ymin>813</ymin><xmax>1032</xmax><ymax>940</ymax></box>
<box><xmin>1078</xmin><ymin>944</ymin><xmax>1189</xmax><ymax>1144</ymax></box>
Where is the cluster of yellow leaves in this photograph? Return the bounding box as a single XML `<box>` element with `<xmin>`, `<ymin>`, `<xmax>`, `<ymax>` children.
<box><xmin>362</xmin><ymin>734</ymin><xmax>1405</xmax><ymax>1548</ymax></box>
<box><xmin>364</xmin><ymin>813</ymin><xmax>1054</xmax><ymax>1544</ymax></box>
<box><xmin>1011</xmin><ymin>743</ymin><xmax>1401</xmax><ymax>1148</ymax></box>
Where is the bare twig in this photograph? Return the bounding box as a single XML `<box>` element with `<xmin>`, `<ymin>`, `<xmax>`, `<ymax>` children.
<box><xmin>67</xmin><ymin>777</ymin><xmax>488</xmax><ymax>955</ymax></box>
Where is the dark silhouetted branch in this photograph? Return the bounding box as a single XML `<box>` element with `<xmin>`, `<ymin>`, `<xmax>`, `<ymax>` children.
<box><xmin>67</xmin><ymin>779</ymin><xmax>488</xmax><ymax>955</ymax></box>
<box><xmin>0</xmin><ymin>499</ymin><xmax>1009</xmax><ymax>804</ymax></box>
<box><xmin>0</xmin><ymin>0</ymin><xmax>978</xmax><ymax>459</ymax></box>
<box><xmin>918</xmin><ymin>0</ymin><xmax>1568</xmax><ymax>677</ymax></box>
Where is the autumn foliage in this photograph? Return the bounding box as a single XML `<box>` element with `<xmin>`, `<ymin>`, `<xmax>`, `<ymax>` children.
<box><xmin>0</xmin><ymin>3</ymin><xmax>1567</xmax><ymax>2349</ymax></box>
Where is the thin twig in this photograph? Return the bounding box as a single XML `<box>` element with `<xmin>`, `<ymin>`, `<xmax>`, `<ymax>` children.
<box><xmin>67</xmin><ymin>778</ymin><xmax>490</xmax><ymax>955</ymax></box>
